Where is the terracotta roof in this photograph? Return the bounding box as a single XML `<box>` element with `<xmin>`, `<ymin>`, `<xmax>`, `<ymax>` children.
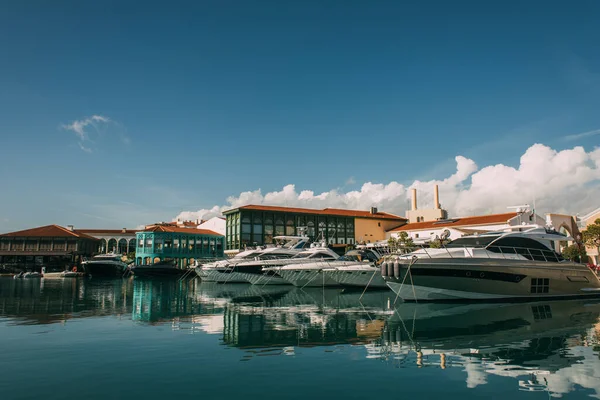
<box><xmin>0</xmin><ymin>225</ymin><xmax>99</xmax><ymax>240</ymax></box>
<box><xmin>387</xmin><ymin>212</ymin><xmax>519</xmax><ymax>232</ymax></box>
<box><xmin>78</xmin><ymin>229</ymin><xmax>137</xmax><ymax>235</ymax></box>
<box><xmin>141</xmin><ymin>226</ymin><xmax>223</xmax><ymax>236</ymax></box>
<box><xmin>223</xmin><ymin>204</ymin><xmax>406</xmax><ymax>221</ymax></box>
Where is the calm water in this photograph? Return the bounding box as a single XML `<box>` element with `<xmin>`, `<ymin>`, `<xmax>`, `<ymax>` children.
<box><xmin>1</xmin><ymin>278</ymin><xmax>600</xmax><ymax>399</ymax></box>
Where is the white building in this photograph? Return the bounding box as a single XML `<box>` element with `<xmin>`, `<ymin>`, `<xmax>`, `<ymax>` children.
<box><xmin>197</xmin><ymin>217</ymin><xmax>226</xmax><ymax>236</ymax></box>
<box><xmin>387</xmin><ymin>210</ymin><xmax>545</xmax><ymax>245</ymax></box>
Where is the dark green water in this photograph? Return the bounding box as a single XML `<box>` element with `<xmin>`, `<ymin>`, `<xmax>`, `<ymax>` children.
<box><xmin>1</xmin><ymin>277</ymin><xmax>600</xmax><ymax>399</ymax></box>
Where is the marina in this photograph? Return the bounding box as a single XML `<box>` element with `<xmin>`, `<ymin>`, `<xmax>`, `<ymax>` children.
<box><xmin>2</xmin><ymin>277</ymin><xmax>600</xmax><ymax>399</ymax></box>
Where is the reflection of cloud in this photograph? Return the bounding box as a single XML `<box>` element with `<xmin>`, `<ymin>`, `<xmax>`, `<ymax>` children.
<box><xmin>176</xmin><ymin>143</ymin><xmax>600</xmax><ymax>222</ymax></box>
<box><xmin>194</xmin><ymin>315</ymin><xmax>224</xmax><ymax>334</ymax></box>
<box><xmin>464</xmin><ymin>360</ymin><xmax>488</xmax><ymax>389</ymax></box>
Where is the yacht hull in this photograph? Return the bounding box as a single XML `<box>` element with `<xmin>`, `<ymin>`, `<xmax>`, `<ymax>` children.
<box><xmin>130</xmin><ymin>266</ymin><xmax>185</xmax><ymax>278</ymax></box>
<box><xmin>327</xmin><ymin>269</ymin><xmax>388</xmax><ymax>289</ymax></box>
<box><xmin>201</xmin><ymin>268</ymin><xmax>249</xmax><ymax>283</ymax></box>
<box><xmin>384</xmin><ymin>258</ymin><xmax>600</xmax><ymax>302</ymax></box>
<box><xmin>277</xmin><ymin>270</ymin><xmax>339</xmax><ymax>287</ymax></box>
<box><xmin>82</xmin><ymin>262</ymin><xmax>126</xmax><ymax>277</ymax></box>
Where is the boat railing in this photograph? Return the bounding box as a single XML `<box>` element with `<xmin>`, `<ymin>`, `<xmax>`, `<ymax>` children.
<box><xmin>386</xmin><ymin>244</ymin><xmax>563</xmax><ymax>263</ymax></box>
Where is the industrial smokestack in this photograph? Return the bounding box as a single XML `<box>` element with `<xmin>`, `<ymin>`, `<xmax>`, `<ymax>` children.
<box><xmin>411</xmin><ymin>188</ymin><xmax>417</xmax><ymax>211</ymax></box>
<box><xmin>434</xmin><ymin>185</ymin><xmax>440</xmax><ymax>209</ymax></box>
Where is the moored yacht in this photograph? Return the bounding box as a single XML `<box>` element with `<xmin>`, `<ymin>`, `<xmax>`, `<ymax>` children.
<box><xmin>272</xmin><ymin>248</ymin><xmax>383</xmax><ymax>288</ymax></box>
<box><xmin>130</xmin><ymin>260</ymin><xmax>185</xmax><ymax>278</ymax></box>
<box><xmin>240</xmin><ymin>243</ymin><xmax>339</xmax><ymax>285</ymax></box>
<box><xmin>383</xmin><ymin>226</ymin><xmax>600</xmax><ymax>302</ymax></box>
<box><xmin>199</xmin><ymin>236</ymin><xmax>312</xmax><ymax>283</ymax></box>
<box><xmin>81</xmin><ymin>253</ymin><xmax>130</xmax><ymax>277</ymax></box>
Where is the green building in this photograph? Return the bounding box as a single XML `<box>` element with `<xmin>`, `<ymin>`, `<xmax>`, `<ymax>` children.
<box><xmin>135</xmin><ymin>225</ymin><xmax>224</xmax><ymax>268</ymax></box>
<box><xmin>223</xmin><ymin>205</ymin><xmax>406</xmax><ymax>251</ymax></box>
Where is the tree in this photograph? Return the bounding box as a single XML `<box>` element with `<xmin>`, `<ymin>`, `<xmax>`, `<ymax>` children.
<box><xmin>561</xmin><ymin>244</ymin><xmax>587</xmax><ymax>262</ymax></box>
<box><xmin>429</xmin><ymin>239</ymin><xmax>442</xmax><ymax>249</ymax></box>
<box><xmin>397</xmin><ymin>232</ymin><xmax>416</xmax><ymax>253</ymax></box>
<box><xmin>583</xmin><ymin>218</ymin><xmax>600</xmax><ymax>263</ymax></box>
<box><xmin>387</xmin><ymin>236</ymin><xmax>398</xmax><ymax>252</ymax></box>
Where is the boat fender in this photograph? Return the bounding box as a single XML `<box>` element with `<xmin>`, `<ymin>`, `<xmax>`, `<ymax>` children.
<box><xmin>381</xmin><ymin>261</ymin><xmax>388</xmax><ymax>277</ymax></box>
<box><xmin>393</xmin><ymin>260</ymin><xmax>400</xmax><ymax>279</ymax></box>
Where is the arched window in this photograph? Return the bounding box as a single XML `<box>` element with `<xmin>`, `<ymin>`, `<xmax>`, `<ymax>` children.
<box><xmin>307</xmin><ymin>221</ymin><xmax>315</xmax><ymax>238</ymax></box>
<box><xmin>118</xmin><ymin>239</ymin><xmax>127</xmax><ymax>254</ymax></box>
<box><xmin>275</xmin><ymin>216</ymin><xmax>285</xmax><ymax>236</ymax></box>
<box><xmin>286</xmin><ymin>218</ymin><xmax>295</xmax><ymax>236</ymax></box>
<box><xmin>107</xmin><ymin>238</ymin><xmax>117</xmax><ymax>253</ymax></box>
<box><xmin>128</xmin><ymin>239</ymin><xmax>136</xmax><ymax>253</ymax></box>
<box><xmin>99</xmin><ymin>239</ymin><xmax>108</xmax><ymax>253</ymax></box>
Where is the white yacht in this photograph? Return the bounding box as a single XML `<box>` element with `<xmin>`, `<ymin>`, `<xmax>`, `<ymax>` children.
<box><xmin>239</xmin><ymin>243</ymin><xmax>339</xmax><ymax>285</ymax></box>
<box><xmin>271</xmin><ymin>248</ymin><xmax>383</xmax><ymax>288</ymax></box>
<box><xmin>199</xmin><ymin>236</ymin><xmax>312</xmax><ymax>283</ymax></box>
<box><xmin>383</xmin><ymin>226</ymin><xmax>600</xmax><ymax>302</ymax></box>
<box><xmin>81</xmin><ymin>253</ymin><xmax>130</xmax><ymax>277</ymax></box>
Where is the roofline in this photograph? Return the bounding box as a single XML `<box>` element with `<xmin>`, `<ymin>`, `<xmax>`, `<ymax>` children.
<box><xmin>387</xmin><ymin>213</ymin><xmax>520</xmax><ymax>232</ymax></box>
<box><xmin>222</xmin><ymin>204</ymin><xmax>406</xmax><ymax>220</ymax></box>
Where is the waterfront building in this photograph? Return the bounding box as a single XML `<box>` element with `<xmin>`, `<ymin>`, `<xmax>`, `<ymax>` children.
<box><xmin>387</xmin><ymin>210</ymin><xmax>545</xmax><ymax>244</ymax></box>
<box><xmin>135</xmin><ymin>225</ymin><xmax>224</xmax><ymax>267</ymax></box>
<box><xmin>0</xmin><ymin>225</ymin><xmax>99</xmax><ymax>272</ymax></box>
<box><xmin>223</xmin><ymin>204</ymin><xmax>406</xmax><ymax>251</ymax></box>
<box><xmin>78</xmin><ymin>228</ymin><xmax>137</xmax><ymax>254</ymax></box>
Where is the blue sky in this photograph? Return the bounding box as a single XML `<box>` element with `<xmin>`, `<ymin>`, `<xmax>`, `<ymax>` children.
<box><xmin>1</xmin><ymin>0</ymin><xmax>599</xmax><ymax>232</ymax></box>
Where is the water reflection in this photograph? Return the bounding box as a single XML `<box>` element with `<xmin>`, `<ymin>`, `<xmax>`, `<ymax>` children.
<box><xmin>2</xmin><ymin>278</ymin><xmax>600</xmax><ymax>397</ymax></box>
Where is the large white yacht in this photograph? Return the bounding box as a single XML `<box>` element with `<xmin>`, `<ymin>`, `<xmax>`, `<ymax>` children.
<box><xmin>271</xmin><ymin>248</ymin><xmax>383</xmax><ymax>288</ymax></box>
<box><xmin>239</xmin><ymin>243</ymin><xmax>340</xmax><ymax>285</ymax></box>
<box><xmin>382</xmin><ymin>226</ymin><xmax>600</xmax><ymax>302</ymax></box>
<box><xmin>199</xmin><ymin>236</ymin><xmax>312</xmax><ymax>283</ymax></box>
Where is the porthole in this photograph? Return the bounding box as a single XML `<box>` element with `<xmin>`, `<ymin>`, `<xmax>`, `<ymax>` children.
<box><xmin>466</xmin><ymin>271</ymin><xmax>471</xmax><ymax>277</ymax></box>
<box><xmin>480</xmin><ymin>272</ymin><xmax>485</xmax><ymax>278</ymax></box>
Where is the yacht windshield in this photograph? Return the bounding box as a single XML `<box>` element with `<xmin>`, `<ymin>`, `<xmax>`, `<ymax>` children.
<box><xmin>445</xmin><ymin>235</ymin><xmax>500</xmax><ymax>248</ymax></box>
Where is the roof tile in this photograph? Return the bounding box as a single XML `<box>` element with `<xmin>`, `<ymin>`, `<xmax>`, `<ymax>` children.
<box><xmin>0</xmin><ymin>225</ymin><xmax>99</xmax><ymax>240</ymax></box>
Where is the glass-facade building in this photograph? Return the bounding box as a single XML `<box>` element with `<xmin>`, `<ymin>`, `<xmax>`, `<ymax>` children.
<box><xmin>224</xmin><ymin>206</ymin><xmax>357</xmax><ymax>250</ymax></box>
<box><xmin>135</xmin><ymin>227</ymin><xmax>224</xmax><ymax>267</ymax></box>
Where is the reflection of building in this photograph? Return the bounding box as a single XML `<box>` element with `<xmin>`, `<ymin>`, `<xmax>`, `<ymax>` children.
<box><xmin>78</xmin><ymin>228</ymin><xmax>137</xmax><ymax>254</ymax></box>
<box><xmin>135</xmin><ymin>225</ymin><xmax>224</xmax><ymax>267</ymax></box>
<box><xmin>0</xmin><ymin>225</ymin><xmax>99</xmax><ymax>272</ymax></box>
<box><xmin>223</xmin><ymin>204</ymin><xmax>406</xmax><ymax>251</ymax></box>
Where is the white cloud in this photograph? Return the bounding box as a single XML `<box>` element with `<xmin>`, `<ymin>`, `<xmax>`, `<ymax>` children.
<box><xmin>174</xmin><ymin>143</ymin><xmax>600</xmax><ymax>222</ymax></box>
<box><xmin>62</xmin><ymin>115</ymin><xmax>129</xmax><ymax>152</ymax></box>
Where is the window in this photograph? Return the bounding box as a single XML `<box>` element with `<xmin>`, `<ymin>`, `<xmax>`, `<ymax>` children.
<box><xmin>264</xmin><ymin>225</ymin><xmax>274</xmax><ymax>244</ymax></box>
<box><xmin>307</xmin><ymin>221</ymin><xmax>316</xmax><ymax>238</ymax></box>
<box><xmin>253</xmin><ymin>216</ymin><xmax>263</xmax><ymax>245</ymax></box>
<box><xmin>531</xmin><ymin>278</ymin><xmax>550</xmax><ymax>294</ymax></box>
<box><xmin>138</xmin><ymin>239</ymin><xmax>144</xmax><ymax>248</ymax></box>
<box><xmin>286</xmin><ymin>218</ymin><xmax>295</xmax><ymax>236</ymax></box>
<box><xmin>155</xmin><ymin>238</ymin><xmax>164</xmax><ymax>252</ymax></box>
<box><xmin>145</xmin><ymin>237</ymin><xmax>152</xmax><ymax>248</ymax></box>
<box><xmin>174</xmin><ymin>238</ymin><xmax>180</xmax><ymax>249</ymax></box>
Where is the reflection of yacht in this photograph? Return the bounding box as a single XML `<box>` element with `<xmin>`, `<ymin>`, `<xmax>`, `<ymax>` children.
<box><xmin>271</xmin><ymin>249</ymin><xmax>383</xmax><ymax>288</ymax></box>
<box><xmin>200</xmin><ymin>236</ymin><xmax>312</xmax><ymax>283</ymax></box>
<box><xmin>383</xmin><ymin>226</ymin><xmax>600</xmax><ymax>301</ymax></box>
<box><xmin>375</xmin><ymin>299</ymin><xmax>600</xmax><ymax>397</ymax></box>
<box><xmin>81</xmin><ymin>253</ymin><xmax>130</xmax><ymax>277</ymax></box>
<box><xmin>221</xmin><ymin>287</ymin><xmax>393</xmax><ymax>349</ymax></box>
